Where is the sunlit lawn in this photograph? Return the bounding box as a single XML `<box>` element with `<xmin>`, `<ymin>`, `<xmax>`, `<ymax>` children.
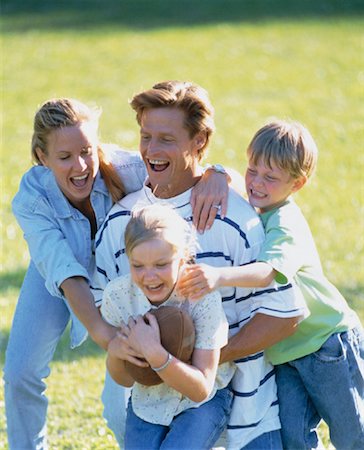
<box><xmin>1</xmin><ymin>1</ymin><xmax>363</xmax><ymax>448</ymax></box>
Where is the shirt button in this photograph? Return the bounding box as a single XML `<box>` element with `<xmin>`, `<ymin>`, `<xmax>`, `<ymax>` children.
<box><xmin>98</xmin><ymin>217</ymin><xmax>104</xmax><ymax>223</ymax></box>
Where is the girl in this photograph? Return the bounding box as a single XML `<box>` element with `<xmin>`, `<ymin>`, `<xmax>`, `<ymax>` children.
<box><xmin>101</xmin><ymin>204</ymin><xmax>235</xmax><ymax>450</ymax></box>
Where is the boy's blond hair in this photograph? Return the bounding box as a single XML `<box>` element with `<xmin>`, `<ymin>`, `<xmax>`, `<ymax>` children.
<box><xmin>247</xmin><ymin>120</ymin><xmax>318</xmax><ymax>180</ymax></box>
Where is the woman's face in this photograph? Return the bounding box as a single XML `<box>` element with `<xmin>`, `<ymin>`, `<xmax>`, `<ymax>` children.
<box><xmin>37</xmin><ymin>122</ymin><xmax>100</xmax><ymax>208</ymax></box>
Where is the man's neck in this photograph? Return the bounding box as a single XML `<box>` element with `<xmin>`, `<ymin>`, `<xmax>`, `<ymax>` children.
<box><xmin>148</xmin><ymin>174</ymin><xmax>202</xmax><ymax>199</ymax></box>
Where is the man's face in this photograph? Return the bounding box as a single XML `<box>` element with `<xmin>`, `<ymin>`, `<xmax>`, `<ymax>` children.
<box><xmin>139</xmin><ymin>107</ymin><xmax>202</xmax><ymax>199</ymax></box>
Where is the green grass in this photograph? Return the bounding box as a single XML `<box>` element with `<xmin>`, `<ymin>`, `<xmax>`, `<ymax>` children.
<box><xmin>1</xmin><ymin>1</ymin><xmax>363</xmax><ymax>448</ymax></box>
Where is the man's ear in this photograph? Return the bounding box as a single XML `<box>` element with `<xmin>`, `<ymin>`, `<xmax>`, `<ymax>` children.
<box><xmin>292</xmin><ymin>176</ymin><xmax>307</xmax><ymax>193</ymax></box>
<box><xmin>35</xmin><ymin>147</ymin><xmax>48</xmax><ymax>167</ymax></box>
<box><xmin>194</xmin><ymin>131</ymin><xmax>207</xmax><ymax>152</ymax></box>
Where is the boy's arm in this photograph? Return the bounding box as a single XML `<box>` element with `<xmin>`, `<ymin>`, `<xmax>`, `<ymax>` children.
<box><xmin>217</xmin><ymin>262</ymin><xmax>277</xmax><ymax>288</ymax></box>
<box><xmin>178</xmin><ymin>262</ymin><xmax>277</xmax><ymax>300</ymax></box>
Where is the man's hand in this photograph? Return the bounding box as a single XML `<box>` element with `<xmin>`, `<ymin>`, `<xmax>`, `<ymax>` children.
<box><xmin>190</xmin><ymin>169</ymin><xmax>229</xmax><ymax>233</ymax></box>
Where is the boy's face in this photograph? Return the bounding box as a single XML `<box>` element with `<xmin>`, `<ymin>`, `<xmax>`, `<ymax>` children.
<box><xmin>245</xmin><ymin>157</ymin><xmax>304</xmax><ymax>213</ymax></box>
<box><xmin>129</xmin><ymin>238</ymin><xmax>182</xmax><ymax>305</ymax></box>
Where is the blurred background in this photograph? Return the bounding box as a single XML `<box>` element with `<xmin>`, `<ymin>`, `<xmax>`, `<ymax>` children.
<box><xmin>1</xmin><ymin>1</ymin><xmax>363</xmax><ymax>448</ymax></box>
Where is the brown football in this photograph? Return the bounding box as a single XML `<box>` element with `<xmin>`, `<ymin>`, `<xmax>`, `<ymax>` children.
<box><xmin>125</xmin><ymin>305</ymin><xmax>195</xmax><ymax>386</ymax></box>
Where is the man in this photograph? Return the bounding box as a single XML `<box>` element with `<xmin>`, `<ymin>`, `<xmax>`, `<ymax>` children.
<box><xmin>94</xmin><ymin>80</ymin><xmax>307</xmax><ymax>449</ymax></box>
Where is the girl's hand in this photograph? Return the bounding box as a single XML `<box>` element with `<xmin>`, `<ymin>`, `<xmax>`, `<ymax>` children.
<box><xmin>191</xmin><ymin>169</ymin><xmax>229</xmax><ymax>233</ymax></box>
<box><xmin>126</xmin><ymin>314</ymin><xmax>161</xmax><ymax>358</ymax></box>
<box><xmin>177</xmin><ymin>263</ymin><xmax>221</xmax><ymax>301</ymax></box>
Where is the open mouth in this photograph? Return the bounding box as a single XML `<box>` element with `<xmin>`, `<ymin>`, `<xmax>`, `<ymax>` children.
<box><xmin>145</xmin><ymin>283</ymin><xmax>164</xmax><ymax>292</ymax></box>
<box><xmin>148</xmin><ymin>159</ymin><xmax>170</xmax><ymax>172</ymax></box>
<box><xmin>71</xmin><ymin>173</ymin><xmax>89</xmax><ymax>188</ymax></box>
<box><xmin>250</xmin><ymin>188</ymin><xmax>266</xmax><ymax>199</ymax></box>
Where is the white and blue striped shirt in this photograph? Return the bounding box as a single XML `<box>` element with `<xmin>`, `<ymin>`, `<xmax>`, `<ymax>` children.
<box><xmin>93</xmin><ymin>183</ymin><xmax>307</xmax><ymax>449</ymax></box>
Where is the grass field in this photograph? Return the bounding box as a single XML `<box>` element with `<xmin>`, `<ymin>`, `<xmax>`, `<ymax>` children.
<box><xmin>1</xmin><ymin>1</ymin><xmax>363</xmax><ymax>448</ymax></box>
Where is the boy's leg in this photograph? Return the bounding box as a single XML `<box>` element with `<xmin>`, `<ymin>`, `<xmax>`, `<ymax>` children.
<box><xmin>275</xmin><ymin>362</ymin><xmax>324</xmax><ymax>450</ymax></box>
<box><xmin>124</xmin><ymin>398</ymin><xmax>167</xmax><ymax>450</ymax></box>
<box><xmin>161</xmin><ymin>387</ymin><xmax>233</xmax><ymax>450</ymax></box>
<box><xmin>296</xmin><ymin>328</ymin><xmax>364</xmax><ymax>450</ymax></box>
<box><xmin>3</xmin><ymin>263</ymin><xmax>70</xmax><ymax>450</ymax></box>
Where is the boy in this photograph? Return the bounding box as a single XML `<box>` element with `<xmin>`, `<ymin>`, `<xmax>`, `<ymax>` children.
<box><xmin>178</xmin><ymin>119</ymin><xmax>364</xmax><ymax>450</ymax></box>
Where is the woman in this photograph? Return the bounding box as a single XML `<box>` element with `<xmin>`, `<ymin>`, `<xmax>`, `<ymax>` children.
<box><xmin>4</xmin><ymin>98</ymin><xmax>230</xmax><ymax>449</ymax></box>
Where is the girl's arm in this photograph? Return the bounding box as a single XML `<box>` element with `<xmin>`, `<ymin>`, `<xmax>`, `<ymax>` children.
<box><xmin>127</xmin><ymin>314</ymin><xmax>220</xmax><ymax>403</ymax></box>
<box><xmin>106</xmin><ymin>353</ymin><xmax>134</xmax><ymax>387</ymax></box>
<box><xmin>178</xmin><ymin>262</ymin><xmax>277</xmax><ymax>300</ymax></box>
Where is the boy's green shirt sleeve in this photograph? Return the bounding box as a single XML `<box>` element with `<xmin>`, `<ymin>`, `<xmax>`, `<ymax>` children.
<box><xmin>257</xmin><ymin>201</ymin><xmax>306</xmax><ymax>284</ymax></box>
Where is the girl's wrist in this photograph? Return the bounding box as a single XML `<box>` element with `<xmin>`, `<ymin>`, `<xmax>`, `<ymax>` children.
<box><xmin>145</xmin><ymin>346</ymin><xmax>169</xmax><ymax>369</ymax></box>
<box><xmin>151</xmin><ymin>353</ymin><xmax>173</xmax><ymax>372</ymax></box>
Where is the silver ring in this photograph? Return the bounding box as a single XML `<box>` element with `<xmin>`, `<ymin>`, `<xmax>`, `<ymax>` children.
<box><xmin>212</xmin><ymin>204</ymin><xmax>221</xmax><ymax>209</ymax></box>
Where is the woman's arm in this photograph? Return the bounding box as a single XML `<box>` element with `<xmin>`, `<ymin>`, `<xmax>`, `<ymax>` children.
<box><xmin>61</xmin><ymin>277</ymin><xmax>116</xmax><ymax>350</ymax></box>
<box><xmin>126</xmin><ymin>314</ymin><xmax>219</xmax><ymax>403</ymax></box>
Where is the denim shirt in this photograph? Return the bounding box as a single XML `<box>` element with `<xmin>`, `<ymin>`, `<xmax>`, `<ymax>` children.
<box><xmin>12</xmin><ymin>146</ymin><xmax>146</xmax><ymax>347</ymax></box>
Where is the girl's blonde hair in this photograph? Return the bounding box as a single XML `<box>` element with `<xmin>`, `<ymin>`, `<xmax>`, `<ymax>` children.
<box><xmin>247</xmin><ymin>119</ymin><xmax>318</xmax><ymax>180</ymax></box>
<box><xmin>125</xmin><ymin>204</ymin><xmax>195</xmax><ymax>262</ymax></box>
<box><xmin>31</xmin><ymin>98</ymin><xmax>125</xmax><ymax>202</ymax></box>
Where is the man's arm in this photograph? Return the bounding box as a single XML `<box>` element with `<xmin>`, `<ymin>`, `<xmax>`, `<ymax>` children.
<box><xmin>220</xmin><ymin>313</ymin><xmax>300</xmax><ymax>363</ymax></box>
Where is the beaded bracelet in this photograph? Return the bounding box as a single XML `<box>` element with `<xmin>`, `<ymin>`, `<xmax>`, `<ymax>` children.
<box><xmin>151</xmin><ymin>353</ymin><xmax>172</xmax><ymax>372</ymax></box>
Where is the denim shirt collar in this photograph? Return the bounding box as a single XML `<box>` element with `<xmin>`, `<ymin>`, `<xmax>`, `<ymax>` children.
<box><xmin>44</xmin><ymin>170</ymin><xmax>109</xmax><ymax>219</ymax></box>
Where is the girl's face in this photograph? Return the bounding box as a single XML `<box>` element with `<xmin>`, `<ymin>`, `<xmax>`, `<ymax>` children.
<box><xmin>245</xmin><ymin>157</ymin><xmax>304</xmax><ymax>213</ymax></box>
<box><xmin>129</xmin><ymin>238</ymin><xmax>183</xmax><ymax>305</ymax></box>
<box><xmin>36</xmin><ymin>122</ymin><xmax>100</xmax><ymax>209</ymax></box>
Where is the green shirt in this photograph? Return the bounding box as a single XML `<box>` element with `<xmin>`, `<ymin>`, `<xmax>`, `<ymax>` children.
<box><xmin>259</xmin><ymin>199</ymin><xmax>360</xmax><ymax>365</ymax></box>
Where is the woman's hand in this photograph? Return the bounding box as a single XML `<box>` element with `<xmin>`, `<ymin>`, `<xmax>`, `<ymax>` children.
<box><xmin>191</xmin><ymin>169</ymin><xmax>229</xmax><ymax>233</ymax></box>
<box><xmin>177</xmin><ymin>263</ymin><xmax>221</xmax><ymax>300</ymax></box>
<box><xmin>107</xmin><ymin>321</ymin><xmax>149</xmax><ymax>367</ymax></box>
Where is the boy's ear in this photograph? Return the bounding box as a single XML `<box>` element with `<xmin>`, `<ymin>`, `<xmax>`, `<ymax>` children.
<box><xmin>292</xmin><ymin>176</ymin><xmax>307</xmax><ymax>193</ymax></box>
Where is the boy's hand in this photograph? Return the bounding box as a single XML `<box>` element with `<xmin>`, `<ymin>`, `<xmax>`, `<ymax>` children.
<box><xmin>177</xmin><ymin>263</ymin><xmax>220</xmax><ymax>300</ymax></box>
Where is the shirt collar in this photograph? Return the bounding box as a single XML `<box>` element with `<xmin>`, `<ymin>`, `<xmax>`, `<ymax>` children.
<box><xmin>142</xmin><ymin>180</ymin><xmax>192</xmax><ymax>210</ymax></box>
